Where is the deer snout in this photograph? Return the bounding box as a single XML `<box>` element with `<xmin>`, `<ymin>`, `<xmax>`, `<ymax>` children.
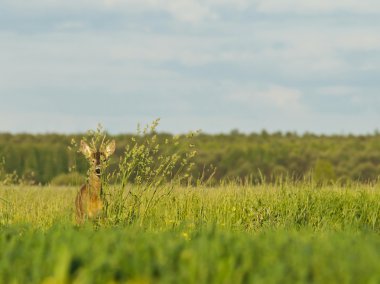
<box><xmin>95</xmin><ymin>165</ymin><xmax>101</xmax><ymax>175</ymax></box>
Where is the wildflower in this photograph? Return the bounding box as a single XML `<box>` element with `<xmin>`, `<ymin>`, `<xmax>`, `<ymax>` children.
<box><xmin>182</xmin><ymin>232</ymin><xmax>190</xmax><ymax>241</ymax></box>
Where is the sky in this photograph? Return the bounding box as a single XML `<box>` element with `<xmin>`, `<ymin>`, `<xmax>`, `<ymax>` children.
<box><xmin>0</xmin><ymin>0</ymin><xmax>380</xmax><ymax>134</ymax></box>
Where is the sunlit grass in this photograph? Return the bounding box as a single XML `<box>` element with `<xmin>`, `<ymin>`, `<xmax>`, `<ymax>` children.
<box><xmin>1</xmin><ymin>183</ymin><xmax>380</xmax><ymax>231</ymax></box>
<box><xmin>1</xmin><ymin>183</ymin><xmax>380</xmax><ymax>283</ymax></box>
<box><xmin>4</xmin><ymin>123</ymin><xmax>380</xmax><ymax>283</ymax></box>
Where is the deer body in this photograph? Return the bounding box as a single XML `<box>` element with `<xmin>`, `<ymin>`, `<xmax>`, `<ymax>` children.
<box><xmin>75</xmin><ymin>173</ymin><xmax>103</xmax><ymax>219</ymax></box>
<box><xmin>75</xmin><ymin>139</ymin><xmax>115</xmax><ymax>223</ymax></box>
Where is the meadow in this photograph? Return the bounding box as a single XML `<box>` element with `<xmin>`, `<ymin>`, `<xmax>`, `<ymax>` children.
<box><xmin>1</xmin><ymin>125</ymin><xmax>380</xmax><ymax>283</ymax></box>
<box><xmin>1</xmin><ymin>183</ymin><xmax>380</xmax><ymax>283</ymax></box>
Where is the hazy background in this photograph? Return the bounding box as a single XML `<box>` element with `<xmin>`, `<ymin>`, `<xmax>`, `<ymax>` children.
<box><xmin>1</xmin><ymin>0</ymin><xmax>379</xmax><ymax>134</ymax></box>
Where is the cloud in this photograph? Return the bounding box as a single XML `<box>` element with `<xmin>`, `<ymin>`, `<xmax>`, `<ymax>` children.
<box><xmin>315</xmin><ymin>86</ymin><xmax>380</xmax><ymax>109</ymax></box>
<box><xmin>255</xmin><ymin>0</ymin><xmax>380</xmax><ymax>14</ymax></box>
<box><xmin>1</xmin><ymin>0</ymin><xmax>380</xmax><ymax>134</ymax></box>
<box><xmin>103</xmin><ymin>0</ymin><xmax>217</xmax><ymax>23</ymax></box>
<box><xmin>228</xmin><ymin>85</ymin><xmax>306</xmax><ymax>112</ymax></box>
<box><xmin>317</xmin><ymin>86</ymin><xmax>358</xmax><ymax>97</ymax></box>
<box><xmin>1</xmin><ymin>0</ymin><xmax>248</xmax><ymax>25</ymax></box>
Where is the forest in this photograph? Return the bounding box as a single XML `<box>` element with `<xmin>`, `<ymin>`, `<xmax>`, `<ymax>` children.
<box><xmin>1</xmin><ymin>131</ymin><xmax>380</xmax><ymax>185</ymax></box>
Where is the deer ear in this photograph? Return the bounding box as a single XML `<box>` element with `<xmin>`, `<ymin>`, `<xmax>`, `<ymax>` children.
<box><xmin>104</xmin><ymin>140</ymin><xmax>116</xmax><ymax>158</ymax></box>
<box><xmin>80</xmin><ymin>140</ymin><xmax>92</xmax><ymax>158</ymax></box>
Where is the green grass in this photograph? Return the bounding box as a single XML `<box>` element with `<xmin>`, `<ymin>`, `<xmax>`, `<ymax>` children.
<box><xmin>1</xmin><ymin>183</ymin><xmax>380</xmax><ymax>283</ymax></box>
<box><xmin>2</xmin><ymin>226</ymin><xmax>380</xmax><ymax>284</ymax></box>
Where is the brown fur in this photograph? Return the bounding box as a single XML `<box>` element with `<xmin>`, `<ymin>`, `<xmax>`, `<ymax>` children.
<box><xmin>75</xmin><ymin>173</ymin><xmax>103</xmax><ymax>222</ymax></box>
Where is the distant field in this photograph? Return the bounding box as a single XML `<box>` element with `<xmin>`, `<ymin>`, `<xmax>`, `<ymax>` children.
<box><xmin>1</xmin><ymin>184</ymin><xmax>380</xmax><ymax>283</ymax></box>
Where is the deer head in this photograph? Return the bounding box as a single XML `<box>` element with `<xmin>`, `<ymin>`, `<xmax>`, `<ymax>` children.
<box><xmin>80</xmin><ymin>139</ymin><xmax>116</xmax><ymax>177</ymax></box>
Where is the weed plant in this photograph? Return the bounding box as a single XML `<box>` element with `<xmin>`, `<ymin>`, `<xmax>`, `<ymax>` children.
<box><xmin>69</xmin><ymin>121</ymin><xmax>198</xmax><ymax>225</ymax></box>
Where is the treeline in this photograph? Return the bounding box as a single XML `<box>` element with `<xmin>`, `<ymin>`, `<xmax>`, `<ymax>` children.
<box><xmin>1</xmin><ymin>131</ymin><xmax>380</xmax><ymax>184</ymax></box>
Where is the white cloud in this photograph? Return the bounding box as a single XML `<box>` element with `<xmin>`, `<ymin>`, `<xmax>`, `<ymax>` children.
<box><xmin>1</xmin><ymin>0</ymin><xmax>253</xmax><ymax>24</ymax></box>
<box><xmin>1</xmin><ymin>0</ymin><xmax>380</xmax><ymax>134</ymax></box>
<box><xmin>246</xmin><ymin>25</ymin><xmax>380</xmax><ymax>79</ymax></box>
<box><xmin>316</xmin><ymin>86</ymin><xmax>380</xmax><ymax>105</ymax></box>
<box><xmin>56</xmin><ymin>21</ymin><xmax>87</xmax><ymax>31</ymax></box>
<box><xmin>228</xmin><ymin>85</ymin><xmax>305</xmax><ymax>112</ymax></box>
<box><xmin>256</xmin><ymin>0</ymin><xmax>380</xmax><ymax>14</ymax></box>
<box><xmin>165</xmin><ymin>1</ymin><xmax>217</xmax><ymax>23</ymax></box>
<box><xmin>104</xmin><ymin>0</ymin><xmax>217</xmax><ymax>23</ymax></box>
<box><xmin>317</xmin><ymin>86</ymin><xmax>358</xmax><ymax>97</ymax></box>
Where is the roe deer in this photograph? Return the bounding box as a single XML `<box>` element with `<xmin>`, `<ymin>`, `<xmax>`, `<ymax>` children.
<box><xmin>75</xmin><ymin>139</ymin><xmax>116</xmax><ymax>222</ymax></box>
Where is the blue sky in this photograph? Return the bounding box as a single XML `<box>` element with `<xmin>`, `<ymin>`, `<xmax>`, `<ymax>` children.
<box><xmin>1</xmin><ymin>0</ymin><xmax>380</xmax><ymax>134</ymax></box>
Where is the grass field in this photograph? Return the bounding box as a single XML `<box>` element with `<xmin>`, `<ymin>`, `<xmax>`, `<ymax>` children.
<box><xmin>1</xmin><ymin>183</ymin><xmax>380</xmax><ymax>283</ymax></box>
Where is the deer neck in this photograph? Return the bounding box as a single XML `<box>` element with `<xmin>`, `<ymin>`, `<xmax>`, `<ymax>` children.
<box><xmin>88</xmin><ymin>173</ymin><xmax>102</xmax><ymax>196</ymax></box>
